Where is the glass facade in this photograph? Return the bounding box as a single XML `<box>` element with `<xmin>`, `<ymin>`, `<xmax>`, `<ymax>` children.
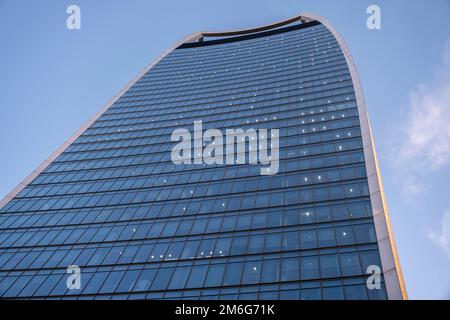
<box><xmin>0</xmin><ymin>20</ymin><xmax>390</xmax><ymax>299</ymax></box>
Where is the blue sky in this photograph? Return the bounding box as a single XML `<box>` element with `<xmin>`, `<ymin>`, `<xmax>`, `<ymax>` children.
<box><xmin>1</xmin><ymin>0</ymin><xmax>449</xmax><ymax>299</ymax></box>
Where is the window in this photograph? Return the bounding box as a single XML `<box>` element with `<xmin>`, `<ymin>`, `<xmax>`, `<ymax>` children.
<box><xmin>281</xmin><ymin>258</ymin><xmax>299</xmax><ymax>281</ymax></box>
<box><xmin>344</xmin><ymin>285</ymin><xmax>368</xmax><ymax>300</ymax></box>
<box><xmin>83</xmin><ymin>272</ymin><xmax>109</xmax><ymax>295</ymax></box>
<box><xmin>99</xmin><ymin>271</ymin><xmax>125</xmax><ymax>294</ymax></box>
<box><xmin>317</xmin><ymin>228</ymin><xmax>335</xmax><ymax>247</ymax></box>
<box><xmin>320</xmin><ymin>254</ymin><xmax>340</xmax><ymax>278</ymax></box>
<box><xmin>261</xmin><ymin>259</ymin><xmax>280</xmax><ymax>283</ymax></box>
<box><xmin>359</xmin><ymin>250</ymin><xmax>382</xmax><ymax>271</ymax></box>
<box><xmin>300</xmin><ymin>230</ymin><xmax>317</xmax><ymax>249</ymax></box>
<box><xmin>117</xmin><ymin>270</ymin><xmax>141</xmax><ymax>292</ymax></box>
<box><xmin>354</xmin><ymin>224</ymin><xmax>376</xmax><ymax>243</ymax></box>
<box><xmin>230</xmin><ymin>237</ymin><xmax>248</xmax><ymax>255</ymax></box>
<box><xmin>301</xmin><ymin>256</ymin><xmax>319</xmax><ymax>280</ymax></box>
<box><xmin>301</xmin><ymin>288</ymin><xmax>321</xmax><ymax>300</ymax></box>
<box><xmin>186</xmin><ymin>265</ymin><xmax>208</xmax><ymax>288</ymax></box>
<box><xmin>340</xmin><ymin>253</ymin><xmax>362</xmax><ymax>276</ymax></box>
<box><xmin>168</xmin><ymin>267</ymin><xmax>190</xmax><ymax>290</ymax></box>
<box><xmin>204</xmin><ymin>264</ymin><xmax>225</xmax><ymax>287</ymax></box>
<box><xmin>223</xmin><ymin>262</ymin><xmax>244</xmax><ymax>286</ymax></box>
<box><xmin>265</xmin><ymin>234</ymin><xmax>281</xmax><ymax>252</ymax></box>
<box><xmin>335</xmin><ymin>226</ymin><xmax>354</xmax><ymax>245</ymax></box>
<box><xmin>214</xmin><ymin>238</ymin><xmax>232</xmax><ymax>256</ymax></box>
<box><xmin>322</xmin><ymin>286</ymin><xmax>344</xmax><ymax>300</ymax></box>
<box><xmin>181</xmin><ymin>241</ymin><xmax>200</xmax><ymax>259</ymax></box>
<box><xmin>135</xmin><ymin>269</ymin><xmax>157</xmax><ymax>292</ymax></box>
<box><xmin>133</xmin><ymin>244</ymin><xmax>154</xmax><ymax>263</ymax></box>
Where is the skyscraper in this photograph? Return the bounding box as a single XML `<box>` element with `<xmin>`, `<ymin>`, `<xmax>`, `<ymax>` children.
<box><xmin>0</xmin><ymin>13</ymin><xmax>407</xmax><ymax>300</ymax></box>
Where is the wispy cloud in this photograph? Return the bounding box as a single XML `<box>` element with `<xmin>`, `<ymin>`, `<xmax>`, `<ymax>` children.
<box><xmin>389</xmin><ymin>39</ymin><xmax>450</xmax><ymax>196</ymax></box>
<box><xmin>399</xmin><ymin>82</ymin><xmax>450</xmax><ymax>171</ymax></box>
<box><xmin>427</xmin><ymin>211</ymin><xmax>450</xmax><ymax>259</ymax></box>
<box><xmin>388</xmin><ymin>39</ymin><xmax>450</xmax><ymax>260</ymax></box>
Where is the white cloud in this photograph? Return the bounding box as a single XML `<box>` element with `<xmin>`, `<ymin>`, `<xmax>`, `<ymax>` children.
<box><xmin>399</xmin><ymin>82</ymin><xmax>450</xmax><ymax>171</ymax></box>
<box><xmin>391</xmin><ymin>39</ymin><xmax>450</xmax><ymax>259</ymax></box>
<box><xmin>389</xmin><ymin>39</ymin><xmax>450</xmax><ymax>196</ymax></box>
<box><xmin>427</xmin><ymin>211</ymin><xmax>450</xmax><ymax>259</ymax></box>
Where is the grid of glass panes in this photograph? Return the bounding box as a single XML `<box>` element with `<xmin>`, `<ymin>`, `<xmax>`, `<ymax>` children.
<box><xmin>0</xmin><ymin>22</ymin><xmax>387</xmax><ymax>299</ymax></box>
